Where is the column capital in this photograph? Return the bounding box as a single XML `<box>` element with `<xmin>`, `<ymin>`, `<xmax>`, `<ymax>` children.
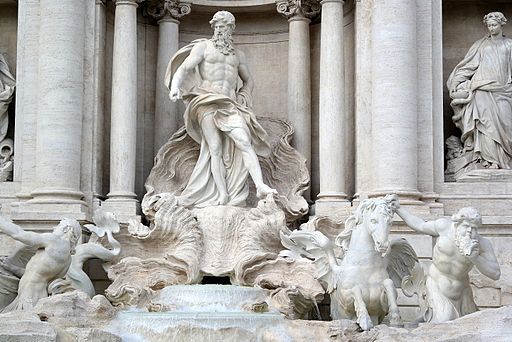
<box><xmin>276</xmin><ymin>0</ymin><xmax>321</xmax><ymax>20</ymax></box>
<box><xmin>95</xmin><ymin>0</ymin><xmax>107</xmax><ymax>6</ymax></box>
<box><xmin>144</xmin><ymin>0</ymin><xmax>191</xmax><ymax>21</ymax></box>
<box><xmin>113</xmin><ymin>0</ymin><xmax>145</xmax><ymax>7</ymax></box>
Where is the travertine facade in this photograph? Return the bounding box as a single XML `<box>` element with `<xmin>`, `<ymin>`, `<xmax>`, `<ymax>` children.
<box><xmin>0</xmin><ymin>0</ymin><xmax>511</xmax><ymax>333</ymax></box>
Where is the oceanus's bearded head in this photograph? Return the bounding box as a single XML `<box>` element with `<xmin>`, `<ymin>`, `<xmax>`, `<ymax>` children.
<box><xmin>210</xmin><ymin>11</ymin><xmax>235</xmax><ymax>55</ymax></box>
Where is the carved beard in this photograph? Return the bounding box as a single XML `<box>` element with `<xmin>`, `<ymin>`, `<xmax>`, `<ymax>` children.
<box><xmin>454</xmin><ymin>225</ymin><xmax>478</xmax><ymax>257</ymax></box>
<box><xmin>212</xmin><ymin>29</ymin><xmax>235</xmax><ymax>55</ymax></box>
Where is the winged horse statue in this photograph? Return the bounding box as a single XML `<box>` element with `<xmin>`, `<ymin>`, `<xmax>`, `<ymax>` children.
<box><xmin>280</xmin><ymin>194</ymin><xmax>418</xmax><ymax>330</ymax></box>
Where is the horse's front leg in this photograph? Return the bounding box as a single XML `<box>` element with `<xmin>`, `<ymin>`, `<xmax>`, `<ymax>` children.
<box><xmin>382</xmin><ymin>278</ymin><xmax>401</xmax><ymax>326</ymax></box>
<box><xmin>351</xmin><ymin>286</ymin><xmax>373</xmax><ymax>330</ymax></box>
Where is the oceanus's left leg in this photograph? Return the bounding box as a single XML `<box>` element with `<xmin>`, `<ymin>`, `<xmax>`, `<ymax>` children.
<box><xmin>228</xmin><ymin>127</ymin><xmax>277</xmax><ymax>197</ymax></box>
<box><xmin>382</xmin><ymin>278</ymin><xmax>401</xmax><ymax>326</ymax></box>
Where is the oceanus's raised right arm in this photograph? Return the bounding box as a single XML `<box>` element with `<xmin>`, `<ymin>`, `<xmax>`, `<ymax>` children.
<box><xmin>169</xmin><ymin>42</ymin><xmax>206</xmax><ymax>101</ymax></box>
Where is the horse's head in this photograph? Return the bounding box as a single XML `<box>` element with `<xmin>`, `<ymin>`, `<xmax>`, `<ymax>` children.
<box><xmin>364</xmin><ymin>199</ymin><xmax>394</xmax><ymax>253</ymax></box>
<box><xmin>348</xmin><ymin>195</ymin><xmax>395</xmax><ymax>254</ymax></box>
<box><xmin>336</xmin><ymin>195</ymin><xmax>397</xmax><ymax>253</ymax></box>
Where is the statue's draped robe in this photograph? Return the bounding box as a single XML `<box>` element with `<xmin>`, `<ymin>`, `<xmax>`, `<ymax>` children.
<box><xmin>0</xmin><ymin>55</ymin><xmax>15</xmax><ymax>143</ymax></box>
<box><xmin>447</xmin><ymin>36</ymin><xmax>512</xmax><ymax>168</ymax></box>
<box><xmin>164</xmin><ymin>39</ymin><xmax>270</xmax><ymax>208</ymax></box>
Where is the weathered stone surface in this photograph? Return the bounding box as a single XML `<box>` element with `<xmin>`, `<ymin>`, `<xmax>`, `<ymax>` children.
<box><xmin>0</xmin><ymin>312</ymin><xmax>57</xmax><ymax>342</ymax></box>
<box><xmin>33</xmin><ymin>291</ymin><xmax>117</xmax><ymax>327</ymax></box>
<box><xmin>65</xmin><ymin>328</ymin><xmax>121</xmax><ymax>342</ymax></box>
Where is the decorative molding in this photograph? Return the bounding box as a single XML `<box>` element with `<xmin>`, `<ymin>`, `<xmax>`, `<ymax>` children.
<box><xmin>113</xmin><ymin>0</ymin><xmax>145</xmax><ymax>6</ymax></box>
<box><xmin>144</xmin><ymin>0</ymin><xmax>192</xmax><ymax>21</ymax></box>
<box><xmin>276</xmin><ymin>0</ymin><xmax>321</xmax><ymax>19</ymax></box>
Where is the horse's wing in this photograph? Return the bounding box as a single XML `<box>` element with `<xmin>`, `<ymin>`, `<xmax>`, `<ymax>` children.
<box><xmin>279</xmin><ymin>229</ymin><xmax>339</xmax><ymax>293</ymax></box>
<box><xmin>385</xmin><ymin>238</ymin><xmax>418</xmax><ymax>288</ymax></box>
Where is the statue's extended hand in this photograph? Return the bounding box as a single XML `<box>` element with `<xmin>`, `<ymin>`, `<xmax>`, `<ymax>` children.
<box><xmin>467</xmin><ymin>241</ymin><xmax>480</xmax><ymax>261</ymax></box>
<box><xmin>169</xmin><ymin>87</ymin><xmax>182</xmax><ymax>102</ymax></box>
<box><xmin>386</xmin><ymin>194</ymin><xmax>400</xmax><ymax>210</ymax></box>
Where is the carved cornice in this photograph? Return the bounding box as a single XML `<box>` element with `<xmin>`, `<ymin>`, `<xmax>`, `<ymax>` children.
<box><xmin>276</xmin><ymin>0</ymin><xmax>321</xmax><ymax>19</ymax></box>
<box><xmin>144</xmin><ymin>0</ymin><xmax>192</xmax><ymax>21</ymax></box>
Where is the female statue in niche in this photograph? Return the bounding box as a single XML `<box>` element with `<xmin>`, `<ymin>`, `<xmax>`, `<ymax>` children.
<box><xmin>447</xmin><ymin>12</ymin><xmax>512</xmax><ymax>170</ymax></box>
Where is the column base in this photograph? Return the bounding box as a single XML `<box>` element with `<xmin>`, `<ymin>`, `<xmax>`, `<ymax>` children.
<box><xmin>314</xmin><ymin>193</ymin><xmax>351</xmax><ymax>217</ymax></box>
<box><xmin>102</xmin><ymin>197</ymin><xmax>140</xmax><ymax>223</ymax></box>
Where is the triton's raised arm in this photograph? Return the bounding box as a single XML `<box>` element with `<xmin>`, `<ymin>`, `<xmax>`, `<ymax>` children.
<box><xmin>392</xmin><ymin>199</ymin><xmax>444</xmax><ymax>236</ymax></box>
<box><xmin>0</xmin><ymin>215</ymin><xmax>49</xmax><ymax>248</ymax></box>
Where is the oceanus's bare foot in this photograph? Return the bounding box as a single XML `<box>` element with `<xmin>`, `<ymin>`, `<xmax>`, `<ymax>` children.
<box><xmin>256</xmin><ymin>184</ymin><xmax>277</xmax><ymax>198</ymax></box>
<box><xmin>217</xmin><ymin>193</ymin><xmax>229</xmax><ymax>205</ymax></box>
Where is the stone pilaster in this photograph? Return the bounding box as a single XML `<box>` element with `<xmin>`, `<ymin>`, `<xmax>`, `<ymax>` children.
<box><xmin>370</xmin><ymin>0</ymin><xmax>421</xmax><ymax>205</ymax></box>
<box><xmin>18</xmin><ymin>0</ymin><xmax>88</xmax><ymax>220</ymax></box>
<box><xmin>353</xmin><ymin>0</ymin><xmax>373</xmax><ymax>204</ymax></box>
<box><xmin>14</xmin><ymin>0</ymin><xmax>40</xmax><ymax>200</ymax></box>
<box><xmin>315</xmin><ymin>0</ymin><xmax>350</xmax><ymax>215</ymax></box>
<box><xmin>104</xmin><ymin>0</ymin><xmax>144</xmax><ymax>218</ymax></box>
<box><xmin>276</xmin><ymin>0</ymin><xmax>319</xmax><ymax>199</ymax></box>
<box><xmin>146</xmin><ymin>0</ymin><xmax>191</xmax><ymax>154</ymax></box>
<box><xmin>91</xmin><ymin>0</ymin><xmax>108</xmax><ymax>210</ymax></box>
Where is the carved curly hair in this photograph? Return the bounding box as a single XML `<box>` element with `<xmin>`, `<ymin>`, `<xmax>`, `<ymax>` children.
<box><xmin>483</xmin><ymin>12</ymin><xmax>507</xmax><ymax>26</ymax></box>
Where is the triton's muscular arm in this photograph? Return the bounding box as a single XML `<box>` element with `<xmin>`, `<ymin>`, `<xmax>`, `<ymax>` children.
<box><xmin>395</xmin><ymin>207</ymin><xmax>447</xmax><ymax>237</ymax></box>
<box><xmin>0</xmin><ymin>215</ymin><xmax>50</xmax><ymax>248</ymax></box>
<box><xmin>469</xmin><ymin>237</ymin><xmax>501</xmax><ymax>280</ymax></box>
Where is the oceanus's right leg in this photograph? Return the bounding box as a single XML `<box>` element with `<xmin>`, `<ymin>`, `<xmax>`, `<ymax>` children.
<box><xmin>201</xmin><ymin>114</ymin><xmax>228</xmax><ymax>205</ymax></box>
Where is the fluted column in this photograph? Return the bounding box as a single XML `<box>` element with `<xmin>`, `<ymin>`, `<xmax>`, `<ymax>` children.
<box><xmin>105</xmin><ymin>0</ymin><xmax>143</xmax><ymax>216</ymax></box>
<box><xmin>276</xmin><ymin>0</ymin><xmax>319</xmax><ymax>192</ymax></box>
<box><xmin>371</xmin><ymin>0</ymin><xmax>421</xmax><ymax>203</ymax></box>
<box><xmin>315</xmin><ymin>0</ymin><xmax>350</xmax><ymax>215</ymax></box>
<box><xmin>29</xmin><ymin>0</ymin><xmax>86</xmax><ymax>208</ymax></box>
<box><xmin>147</xmin><ymin>0</ymin><xmax>191</xmax><ymax>154</ymax></box>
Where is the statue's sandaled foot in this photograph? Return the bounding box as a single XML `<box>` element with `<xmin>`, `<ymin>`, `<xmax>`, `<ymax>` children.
<box><xmin>217</xmin><ymin>193</ymin><xmax>229</xmax><ymax>205</ymax></box>
<box><xmin>256</xmin><ymin>184</ymin><xmax>277</xmax><ymax>198</ymax></box>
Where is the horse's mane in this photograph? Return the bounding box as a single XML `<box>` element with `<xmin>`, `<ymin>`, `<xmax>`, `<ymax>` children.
<box><xmin>335</xmin><ymin>197</ymin><xmax>394</xmax><ymax>251</ymax></box>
